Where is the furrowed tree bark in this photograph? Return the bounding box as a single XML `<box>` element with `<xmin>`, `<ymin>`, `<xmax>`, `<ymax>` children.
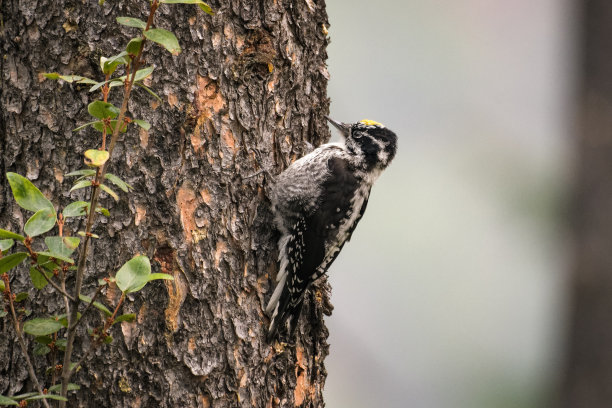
<box><xmin>0</xmin><ymin>0</ymin><xmax>331</xmax><ymax>406</ymax></box>
<box><xmin>560</xmin><ymin>0</ymin><xmax>612</xmax><ymax>407</ymax></box>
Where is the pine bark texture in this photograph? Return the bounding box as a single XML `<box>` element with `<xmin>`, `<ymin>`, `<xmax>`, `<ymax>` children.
<box><xmin>561</xmin><ymin>0</ymin><xmax>612</xmax><ymax>406</ymax></box>
<box><xmin>0</xmin><ymin>0</ymin><xmax>332</xmax><ymax>406</ymax></box>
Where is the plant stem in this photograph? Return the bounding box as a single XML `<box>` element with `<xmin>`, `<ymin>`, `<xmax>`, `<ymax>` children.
<box><xmin>35</xmin><ymin>265</ymin><xmax>75</xmax><ymax>302</ymax></box>
<box><xmin>58</xmin><ymin>2</ymin><xmax>159</xmax><ymax>403</ymax></box>
<box><xmin>3</xmin><ymin>276</ymin><xmax>50</xmax><ymax>408</ymax></box>
<box><xmin>70</xmin><ymin>284</ymin><xmax>104</xmax><ymax>332</ymax></box>
<box><xmin>60</xmin><ymin>268</ymin><xmax>71</xmax><ymax>321</ymax></box>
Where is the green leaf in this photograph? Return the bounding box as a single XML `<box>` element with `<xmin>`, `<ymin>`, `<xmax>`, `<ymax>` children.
<box><xmin>135</xmin><ymin>82</ymin><xmax>161</xmax><ymax>102</ymax></box>
<box><xmin>63</xmin><ymin>75</ymin><xmax>94</xmax><ymax>83</ymax></box>
<box><xmin>24</xmin><ymin>208</ymin><xmax>57</xmax><ymax>237</ymax></box>
<box><xmin>33</xmin><ymin>343</ymin><xmax>51</xmax><ymax>355</ymax></box>
<box><xmin>43</xmin><ymin>72</ymin><xmax>96</xmax><ymax>84</ymax></box>
<box><xmin>65</xmin><ymin>169</ymin><xmax>96</xmax><ymax>177</ymax></box>
<box><xmin>103</xmin><ymin>335</ymin><xmax>113</xmax><ymax>344</ymax></box>
<box><xmin>79</xmin><ymin>294</ymin><xmax>112</xmax><ymax>316</ymax></box>
<box><xmin>147</xmin><ymin>273</ymin><xmax>174</xmax><ymax>283</ymax></box>
<box><xmin>100</xmin><ymin>184</ymin><xmax>119</xmax><ymax>201</ymax></box>
<box><xmin>43</xmin><ymin>73</ymin><xmax>96</xmax><ymax>84</ymax></box>
<box><xmin>55</xmin><ymin>74</ymin><xmax>82</xmax><ymax>83</ymax></box>
<box><xmin>0</xmin><ymin>252</ymin><xmax>28</xmax><ymax>273</ymax></box>
<box><xmin>160</xmin><ymin>0</ymin><xmax>213</xmax><ymax>14</ymax></box>
<box><xmin>88</xmin><ymin>101</ymin><xmax>119</xmax><ymax>119</ymax></box>
<box><xmin>70</xmin><ymin>179</ymin><xmax>93</xmax><ymax>192</ymax></box>
<box><xmin>105</xmin><ymin>173</ymin><xmax>131</xmax><ymax>192</ymax></box>
<box><xmin>126</xmin><ymin>37</ymin><xmax>143</xmax><ymax>55</ymax></box>
<box><xmin>45</xmin><ymin>236</ymin><xmax>80</xmax><ymax>257</ymax></box>
<box><xmin>29</xmin><ymin>267</ymin><xmax>51</xmax><ymax>290</ymax></box>
<box><xmin>0</xmin><ymin>239</ymin><xmax>14</xmax><ymax>252</ymax></box>
<box><xmin>0</xmin><ymin>395</ymin><xmax>18</xmax><ymax>406</ymax></box>
<box><xmin>132</xmin><ymin>119</ymin><xmax>151</xmax><ymax>131</ymax></box>
<box><xmin>23</xmin><ymin>318</ymin><xmax>63</xmax><ymax>336</ymax></box>
<box><xmin>144</xmin><ymin>29</ymin><xmax>181</xmax><ymax>55</ymax></box>
<box><xmin>47</xmin><ymin>384</ymin><xmax>79</xmax><ymax>393</ymax></box>
<box><xmin>114</xmin><ymin>313</ymin><xmax>136</xmax><ymax>324</ymax></box>
<box><xmin>197</xmin><ymin>2</ymin><xmax>214</xmax><ymax>14</ymax></box>
<box><xmin>75</xmin><ymin>77</ymin><xmax>98</xmax><ymax>85</ymax></box>
<box><xmin>10</xmin><ymin>393</ymin><xmax>37</xmax><ymax>400</ymax></box>
<box><xmin>55</xmin><ymin>338</ymin><xmax>67</xmax><ymax>350</ymax></box>
<box><xmin>34</xmin><ymin>335</ymin><xmax>53</xmax><ymax>345</ymax></box>
<box><xmin>37</xmin><ymin>258</ymin><xmax>60</xmax><ymax>273</ymax></box>
<box><xmin>73</xmin><ymin>120</ymin><xmax>99</xmax><ymax>132</ymax></box>
<box><xmin>77</xmin><ymin>231</ymin><xmax>100</xmax><ymax>239</ymax></box>
<box><xmin>14</xmin><ymin>292</ymin><xmax>28</xmax><ymax>302</ymax></box>
<box><xmin>89</xmin><ymin>78</ymin><xmax>122</xmax><ymax>93</ymax></box>
<box><xmin>84</xmin><ymin>149</ymin><xmax>110</xmax><ymax>167</ymax></box>
<box><xmin>0</xmin><ymin>230</ymin><xmax>25</xmax><ymax>242</ymax></box>
<box><xmin>101</xmin><ymin>51</ymin><xmax>130</xmax><ymax>75</ymax></box>
<box><xmin>63</xmin><ymin>236</ymin><xmax>80</xmax><ymax>250</ymax></box>
<box><xmin>133</xmin><ymin>66</ymin><xmax>155</xmax><ymax>82</ymax></box>
<box><xmin>96</xmin><ymin>207</ymin><xmax>111</xmax><ymax>217</ymax></box>
<box><xmin>117</xmin><ymin>16</ymin><xmax>147</xmax><ymax>29</ymax></box>
<box><xmin>0</xmin><ymin>281</ymin><xmax>4</xmax><ymax>292</ymax></box>
<box><xmin>115</xmin><ymin>255</ymin><xmax>151</xmax><ymax>293</ymax></box>
<box><xmin>6</xmin><ymin>173</ymin><xmax>54</xmax><ymax>212</ymax></box>
<box><xmin>35</xmin><ymin>251</ymin><xmax>74</xmax><ymax>264</ymax></box>
<box><xmin>63</xmin><ymin>201</ymin><xmax>89</xmax><ymax>217</ymax></box>
<box><xmin>25</xmin><ymin>395</ymin><xmax>68</xmax><ymax>402</ymax></box>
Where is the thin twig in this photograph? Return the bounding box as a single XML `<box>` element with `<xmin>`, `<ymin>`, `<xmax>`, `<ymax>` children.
<box><xmin>35</xmin><ymin>265</ymin><xmax>75</xmax><ymax>302</ymax></box>
<box><xmin>3</xmin><ymin>276</ymin><xmax>51</xmax><ymax>408</ymax></box>
<box><xmin>60</xmin><ymin>268</ymin><xmax>71</xmax><ymax>319</ymax></box>
<box><xmin>50</xmin><ymin>332</ymin><xmax>58</xmax><ymax>387</ymax></box>
<box><xmin>70</xmin><ymin>284</ymin><xmax>104</xmax><ymax>331</ymax></box>
<box><xmin>105</xmin><ymin>292</ymin><xmax>125</xmax><ymax>329</ymax></box>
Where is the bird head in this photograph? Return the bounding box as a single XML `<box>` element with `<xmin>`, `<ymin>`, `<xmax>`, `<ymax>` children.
<box><xmin>326</xmin><ymin>117</ymin><xmax>398</xmax><ymax>170</ymax></box>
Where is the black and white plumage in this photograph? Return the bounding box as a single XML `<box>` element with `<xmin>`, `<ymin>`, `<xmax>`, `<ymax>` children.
<box><xmin>265</xmin><ymin>117</ymin><xmax>398</xmax><ymax>341</ymax></box>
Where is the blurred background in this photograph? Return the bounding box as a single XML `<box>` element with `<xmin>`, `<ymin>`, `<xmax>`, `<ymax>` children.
<box><xmin>324</xmin><ymin>1</ymin><xmax>577</xmax><ymax>407</ymax></box>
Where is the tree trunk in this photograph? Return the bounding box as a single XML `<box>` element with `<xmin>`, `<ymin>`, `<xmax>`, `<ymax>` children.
<box><xmin>0</xmin><ymin>0</ymin><xmax>331</xmax><ymax>406</ymax></box>
<box><xmin>560</xmin><ymin>0</ymin><xmax>612</xmax><ymax>406</ymax></box>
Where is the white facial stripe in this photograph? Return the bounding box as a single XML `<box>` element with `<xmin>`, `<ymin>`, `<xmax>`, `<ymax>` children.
<box><xmin>366</xmin><ymin>134</ymin><xmax>385</xmax><ymax>150</ymax></box>
<box><xmin>378</xmin><ymin>149</ymin><xmax>389</xmax><ymax>164</ymax></box>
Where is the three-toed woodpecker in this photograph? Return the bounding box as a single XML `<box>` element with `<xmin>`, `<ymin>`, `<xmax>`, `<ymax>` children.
<box><xmin>266</xmin><ymin>117</ymin><xmax>398</xmax><ymax>341</ymax></box>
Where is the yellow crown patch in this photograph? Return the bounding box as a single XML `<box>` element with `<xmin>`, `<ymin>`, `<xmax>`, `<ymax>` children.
<box><xmin>359</xmin><ymin>119</ymin><xmax>383</xmax><ymax>127</ymax></box>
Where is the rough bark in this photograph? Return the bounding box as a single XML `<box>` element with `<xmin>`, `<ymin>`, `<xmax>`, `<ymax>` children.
<box><xmin>0</xmin><ymin>0</ymin><xmax>331</xmax><ymax>406</ymax></box>
<box><xmin>560</xmin><ymin>1</ymin><xmax>612</xmax><ymax>407</ymax></box>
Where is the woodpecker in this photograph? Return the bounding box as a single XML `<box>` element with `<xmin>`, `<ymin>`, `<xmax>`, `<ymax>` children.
<box><xmin>266</xmin><ymin>117</ymin><xmax>398</xmax><ymax>341</ymax></box>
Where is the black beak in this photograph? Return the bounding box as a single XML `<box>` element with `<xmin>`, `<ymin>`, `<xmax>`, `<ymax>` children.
<box><xmin>326</xmin><ymin>116</ymin><xmax>350</xmax><ymax>138</ymax></box>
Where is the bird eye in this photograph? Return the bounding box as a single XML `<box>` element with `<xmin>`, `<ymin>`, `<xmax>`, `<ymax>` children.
<box><xmin>352</xmin><ymin>131</ymin><xmax>363</xmax><ymax>139</ymax></box>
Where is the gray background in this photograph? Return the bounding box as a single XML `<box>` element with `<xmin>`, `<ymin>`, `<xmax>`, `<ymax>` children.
<box><xmin>323</xmin><ymin>1</ymin><xmax>574</xmax><ymax>407</ymax></box>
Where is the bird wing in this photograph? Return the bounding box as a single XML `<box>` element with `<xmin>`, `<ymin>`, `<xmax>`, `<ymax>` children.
<box><xmin>267</xmin><ymin>156</ymin><xmax>366</xmax><ymax>340</ymax></box>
